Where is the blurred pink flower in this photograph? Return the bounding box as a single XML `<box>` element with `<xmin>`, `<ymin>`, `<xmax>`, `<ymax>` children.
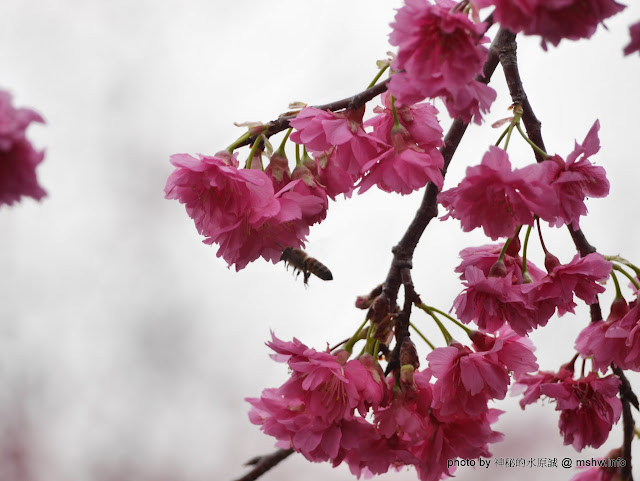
<box><xmin>475</xmin><ymin>0</ymin><xmax>625</xmax><ymax>48</ymax></box>
<box><xmin>0</xmin><ymin>90</ymin><xmax>46</xmax><ymax>207</ymax></box>
<box><xmin>439</xmin><ymin>146</ymin><xmax>557</xmax><ymax>239</ymax></box>
<box><xmin>624</xmin><ymin>21</ymin><xmax>640</xmax><ymax>56</ymax></box>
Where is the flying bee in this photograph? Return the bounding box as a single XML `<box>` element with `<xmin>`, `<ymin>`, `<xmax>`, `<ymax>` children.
<box><xmin>280</xmin><ymin>247</ymin><xmax>333</xmax><ymax>285</ymax></box>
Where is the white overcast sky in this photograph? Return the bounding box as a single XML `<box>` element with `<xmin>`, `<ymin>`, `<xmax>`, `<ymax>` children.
<box><xmin>1</xmin><ymin>1</ymin><xmax>640</xmax><ymax>481</ymax></box>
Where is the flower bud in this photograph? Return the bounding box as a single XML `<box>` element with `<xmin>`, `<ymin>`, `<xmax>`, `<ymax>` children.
<box><xmin>544</xmin><ymin>251</ymin><xmax>561</xmax><ymax>273</ymax></box>
<box><xmin>488</xmin><ymin>259</ymin><xmax>508</xmax><ymax>278</ymax></box>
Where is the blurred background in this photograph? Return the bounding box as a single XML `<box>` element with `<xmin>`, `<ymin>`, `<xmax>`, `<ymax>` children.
<box><xmin>1</xmin><ymin>1</ymin><xmax>640</xmax><ymax>480</ymax></box>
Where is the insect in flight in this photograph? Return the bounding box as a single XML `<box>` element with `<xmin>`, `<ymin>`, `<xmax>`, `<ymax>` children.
<box><xmin>280</xmin><ymin>247</ymin><xmax>333</xmax><ymax>285</ymax></box>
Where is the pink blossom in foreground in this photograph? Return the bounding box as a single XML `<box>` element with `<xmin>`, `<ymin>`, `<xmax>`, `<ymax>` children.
<box><xmin>569</xmin><ymin>447</ymin><xmax>624</xmax><ymax>481</ymax></box>
<box><xmin>624</xmin><ymin>21</ymin><xmax>640</xmax><ymax>56</ymax></box>
<box><xmin>442</xmin><ymin>80</ymin><xmax>497</xmax><ymax>125</ymax></box>
<box><xmin>542</xmin><ymin>120</ymin><xmax>609</xmax><ymax>228</ymax></box>
<box><xmin>164</xmin><ymin>153</ymin><xmax>324</xmax><ymax>270</ymax></box>
<box><xmin>541</xmin><ymin>373</ymin><xmax>621</xmax><ymax>451</ymax></box>
<box><xmin>475</xmin><ymin>0</ymin><xmax>625</xmax><ymax>48</ymax></box>
<box><xmin>515</xmin><ymin>368</ymin><xmax>570</xmax><ymax>408</ymax></box>
<box><xmin>389</xmin><ymin>0</ymin><xmax>494</xmax><ymax>122</ymax></box>
<box><xmin>439</xmin><ymin>146</ymin><xmax>557</xmax><ymax>240</ymax></box>
<box><xmin>0</xmin><ymin>90</ymin><xmax>46</xmax><ymax>207</ymax></box>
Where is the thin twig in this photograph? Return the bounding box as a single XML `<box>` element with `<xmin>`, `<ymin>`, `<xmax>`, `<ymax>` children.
<box><xmin>614</xmin><ymin>366</ymin><xmax>636</xmax><ymax>481</ymax></box>
<box><xmin>233</xmin><ymin>448</ymin><xmax>295</xmax><ymax>481</ymax></box>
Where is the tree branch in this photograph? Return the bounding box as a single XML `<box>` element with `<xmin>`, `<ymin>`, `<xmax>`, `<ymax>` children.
<box><xmin>233</xmin><ymin>448</ymin><xmax>294</xmax><ymax>481</ymax></box>
<box><xmin>614</xmin><ymin>366</ymin><xmax>637</xmax><ymax>481</ymax></box>
<box><xmin>235</xmin><ymin>79</ymin><xmax>391</xmax><ymax>149</ymax></box>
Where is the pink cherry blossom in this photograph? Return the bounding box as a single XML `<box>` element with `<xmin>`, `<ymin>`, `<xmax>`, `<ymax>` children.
<box><xmin>455</xmin><ymin>241</ymin><xmax>547</xmax><ymax>285</ymax></box>
<box><xmin>469</xmin><ymin>327</ymin><xmax>539</xmax><ymax>379</ymax></box>
<box><xmin>453</xmin><ymin>265</ymin><xmax>545</xmax><ymax>336</ymax></box>
<box><xmin>475</xmin><ymin>0</ymin><xmax>626</xmax><ymax>48</ymax></box>
<box><xmin>359</xmin><ymin>94</ymin><xmax>445</xmax><ymax>194</ymax></box>
<box><xmin>389</xmin><ymin>0</ymin><xmax>492</xmax><ymax>120</ymax></box>
<box><xmin>569</xmin><ymin>448</ymin><xmax>624</xmax><ymax>481</ymax></box>
<box><xmin>290</xmin><ymin>107</ymin><xmax>382</xmax><ymax>178</ymax></box>
<box><xmin>541</xmin><ymin>373</ymin><xmax>621</xmax><ymax>451</ymax></box>
<box><xmin>575</xmin><ymin>298</ymin><xmax>633</xmax><ymax>372</ymax></box>
<box><xmin>0</xmin><ymin>90</ymin><xmax>46</xmax><ymax>207</ymax></box>
<box><xmin>442</xmin><ymin>80</ymin><xmax>497</xmax><ymax>125</ymax></box>
<box><xmin>541</xmin><ymin>120</ymin><xmax>609</xmax><ymax>228</ymax></box>
<box><xmin>439</xmin><ymin>146</ymin><xmax>557</xmax><ymax>240</ymax></box>
<box><xmin>164</xmin><ymin>152</ymin><xmax>324</xmax><ymax>270</ymax></box>
<box><xmin>515</xmin><ymin>369</ymin><xmax>567</xmax><ymax>409</ymax></box>
<box><xmin>427</xmin><ymin>343</ymin><xmax>510</xmax><ymax>419</ymax></box>
<box><xmin>624</xmin><ymin>21</ymin><xmax>640</xmax><ymax>56</ymax></box>
<box><xmin>524</xmin><ymin>253</ymin><xmax>611</xmax><ymax>316</ymax></box>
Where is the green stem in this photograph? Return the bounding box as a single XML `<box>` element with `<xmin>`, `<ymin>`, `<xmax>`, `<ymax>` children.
<box><xmin>277</xmin><ymin>128</ymin><xmax>293</xmax><ymax>153</ymax></box>
<box><xmin>497</xmin><ymin>236</ymin><xmax>513</xmax><ymax>262</ymax></box>
<box><xmin>409</xmin><ymin>322</ymin><xmax>435</xmax><ymax>350</ymax></box>
<box><xmin>607</xmin><ymin>256</ymin><xmax>640</xmax><ymax>279</ymax></box>
<box><xmin>390</xmin><ymin>96</ymin><xmax>401</xmax><ymax>127</ymax></box>
<box><xmin>226</xmin><ymin>130</ymin><xmax>252</xmax><ymax>153</ymax></box>
<box><xmin>416</xmin><ymin>303</ymin><xmax>451</xmax><ymax>344</ymax></box>
<box><xmin>245</xmin><ymin>136</ymin><xmax>263</xmax><ymax>170</ymax></box>
<box><xmin>612</xmin><ymin>264</ymin><xmax>640</xmax><ymax>291</ymax></box>
<box><xmin>521</xmin><ymin>224</ymin><xmax>533</xmax><ymax>281</ymax></box>
<box><xmin>515</xmin><ymin>123</ymin><xmax>548</xmax><ymax>159</ymax></box>
<box><xmin>424</xmin><ymin>304</ymin><xmax>471</xmax><ymax>335</ymax></box>
<box><xmin>495</xmin><ymin>123</ymin><xmax>511</xmax><ymax>147</ymax></box>
<box><xmin>367</xmin><ymin>64</ymin><xmax>390</xmax><ymax>89</ymax></box>
<box><xmin>611</xmin><ymin>270</ymin><xmax>623</xmax><ymax>299</ymax></box>
<box><xmin>343</xmin><ymin>318</ymin><xmax>369</xmax><ymax>353</ymax></box>
<box><xmin>504</xmin><ymin>123</ymin><xmax>514</xmax><ymax>150</ymax></box>
<box><xmin>295</xmin><ymin>144</ymin><xmax>301</xmax><ymax>166</ymax></box>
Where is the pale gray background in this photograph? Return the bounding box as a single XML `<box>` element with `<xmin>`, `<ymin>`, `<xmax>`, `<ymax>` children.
<box><xmin>1</xmin><ymin>1</ymin><xmax>640</xmax><ymax>480</ymax></box>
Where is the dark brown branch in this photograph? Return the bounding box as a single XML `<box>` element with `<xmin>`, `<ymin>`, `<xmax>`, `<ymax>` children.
<box><xmin>499</xmin><ymin>29</ymin><xmax>635</xmax><ymax>478</ymax></box>
<box><xmin>233</xmin><ymin>448</ymin><xmax>294</xmax><ymax>481</ymax></box>
<box><xmin>235</xmin><ymin>79</ymin><xmax>391</xmax><ymax>149</ymax></box>
<box><xmin>614</xmin><ymin>366</ymin><xmax>636</xmax><ymax>481</ymax></box>
<box><xmin>496</xmin><ymin>29</ymin><xmax>604</xmax><ymax>323</ymax></box>
<box><xmin>380</xmin><ymin>28</ymin><xmax>503</xmax><ymax>312</ymax></box>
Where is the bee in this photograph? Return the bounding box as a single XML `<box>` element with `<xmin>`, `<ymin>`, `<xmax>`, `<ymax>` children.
<box><xmin>280</xmin><ymin>247</ymin><xmax>333</xmax><ymax>285</ymax></box>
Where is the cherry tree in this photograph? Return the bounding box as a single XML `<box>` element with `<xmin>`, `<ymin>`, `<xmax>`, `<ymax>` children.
<box><xmin>162</xmin><ymin>2</ymin><xmax>640</xmax><ymax>481</ymax></box>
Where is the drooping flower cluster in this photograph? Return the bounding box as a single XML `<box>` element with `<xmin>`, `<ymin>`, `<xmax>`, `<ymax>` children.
<box><xmin>439</xmin><ymin>121</ymin><xmax>610</xmax><ymax>238</ymax></box>
<box><xmin>516</xmin><ymin>364</ymin><xmax>621</xmax><ymax>451</ymax></box>
<box><xmin>166</xmin><ymin>93</ymin><xmax>447</xmax><ymax>269</ymax></box>
<box><xmin>164</xmin><ymin>151</ymin><xmax>327</xmax><ymax>270</ymax></box>
<box><xmin>247</xmin><ymin>333</ymin><xmax>525</xmax><ymax>480</ymax></box>
<box><xmin>0</xmin><ymin>89</ymin><xmax>46</xmax><ymax>207</ymax></box>
<box><xmin>388</xmin><ymin>0</ymin><xmax>496</xmax><ymax>123</ymax></box>
<box><xmin>452</xmin><ymin>242</ymin><xmax>611</xmax><ymax>336</ymax></box>
<box><xmin>474</xmin><ymin>0</ymin><xmax>626</xmax><ymax>48</ymax></box>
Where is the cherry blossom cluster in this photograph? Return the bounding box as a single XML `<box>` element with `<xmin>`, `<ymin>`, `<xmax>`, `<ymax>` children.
<box><xmin>247</xmin><ymin>330</ymin><xmax>535</xmax><ymax>481</ymax></box>
<box><xmin>164</xmin><ymin>93</ymin><xmax>445</xmax><ymax>269</ymax></box>
<box><xmin>0</xmin><ymin>89</ymin><xmax>46</xmax><ymax>208</ymax></box>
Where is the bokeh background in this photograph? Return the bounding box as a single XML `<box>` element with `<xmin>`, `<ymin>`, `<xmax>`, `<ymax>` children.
<box><xmin>1</xmin><ymin>1</ymin><xmax>640</xmax><ymax>480</ymax></box>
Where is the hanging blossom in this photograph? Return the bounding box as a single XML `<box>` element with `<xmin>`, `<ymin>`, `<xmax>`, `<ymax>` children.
<box><xmin>388</xmin><ymin>0</ymin><xmax>496</xmax><ymax>124</ymax></box>
<box><xmin>164</xmin><ymin>152</ymin><xmax>326</xmax><ymax>270</ymax></box>
<box><xmin>0</xmin><ymin>89</ymin><xmax>46</xmax><ymax>207</ymax></box>
<box><xmin>624</xmin><ymin>21</ymin><xmax>640</xmax><ymax>56</ymax></box>
<box><xmin>248</xmin><ymin>335</ymin><xmax>504</xmax><ymax>481</ymax></box>
<box><xmin>540</xmin><ymin>120</ymin><xmax>609</xmax><ymax>229</ymax></box>
<box><xmin>523</xmin><ymin>252</ymin><xmax>612</xmax><ymax>317</ymax></box>
<box><xmin>577</xmin><ymin>299</ymin><xmax>640</xmax><ymax>372</ymax></box>
<box><xmin>474</xmin><ymin>0</ymin><xmax>626</xmax><ymax>48</ymax></box>
<box><xmin>427</xmin><ymin>331</ymin><xmax>537</xmax><ymax>420</ymax></box>
<box><xmin>359</xmin><ymin>93</ymin><xmax>445</xmax><ymax>194</ymax></box>
<box><xmin>439</xmin><ymin>146</ymin><xmax>558</xmax><ymax>240</ymax></box>
<box><xmin>516</xmin><ymin>367</ymin><xmax>621</xmax><ymax>451</ymax></box>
